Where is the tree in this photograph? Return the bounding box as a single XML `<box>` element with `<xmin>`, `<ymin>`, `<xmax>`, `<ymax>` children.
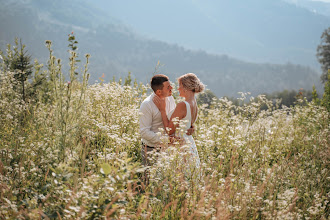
<box><xmin>312</xmin><ymin>84</ymin><xmax>321</xmax><ymax>105</ymax></box>
<box><xmin>316</xmin><ymin>27</ymin><xmax>330</xmax><ymax>111</ymax></box>
<box><xmin>197</xmin><ymin>89</ymin><xmax>218</xmax><ymax>107</ymax></box>
<box><xmin>1</xmin><ymin>38</ymin><xmax>34</xmax><ymax>101</ymax></box>
<box><xmin>321</xmin><ymin>71</ymin><xmax>330</xmax><ymax>112</ymax></box>
<box><xmin>317</xmin><ymin>27</ymin><xmax>330</xmax><ymax>83</ymax></box>
<box><xmin>1</xmin><ymin>38</ymin><xmax>49</xmax><ymax>103</ymax></box>
<box><xmin>10</xmin><ymin>39</ymin><xmax>33</xmax><ymax>101</ymax></box>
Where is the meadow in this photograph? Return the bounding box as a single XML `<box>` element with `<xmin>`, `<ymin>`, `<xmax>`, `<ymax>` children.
<box><xmin>0</xmin><ymin>40</ymin><xmax>329</xmax><ymax>219</ymax></box>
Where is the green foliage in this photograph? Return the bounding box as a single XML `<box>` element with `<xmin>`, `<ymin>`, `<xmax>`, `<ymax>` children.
<box><xmin>68</xmin><ymin>33</ymin><xmax>78</xmax><ymax>52</ymax></box>
<box><xmin>321</xmin><ymin>72</ymin><xmax>330</xmax><ymax>112</ymax></box>
<box><xmin>68</xmin><ymin>31</ymin><xmax>81</xmax><ymax>77</ymax></box>
<box><xmin>124</xmin><ymin>72</ymin><xmax>132</xmax><ymax>86</ymax></box>
<box><xmin>261</xmin><ymin>89</ymin><xmax>313</xmax><ymax>109</ymax></box>
<box><xmin>0</xmin><ymin>38</ymin><xmax>51</xmax><ymax>135</ymax></box>
<box><xmin>219</xmin><ymin>89</ymin><xmax>315</xmax><ymax>110</ymax></box>
<box><xmin>10</xmin><ymin>39</ymin><xmax>33</xmax><ymax>82</ymax></box>
<box><xmin>317</xmin><ymin>28</ymin><xmax>330</xmax><ymax>112</ymax></box>
<box><xmin>317</xmin><ymin>27</ymin><xmax>330</xmax><ymax>83</ymax></box>
<box><xmin>0</xmin><ymin>38</ymin><xmax>34</xmax><ymax>101</ymax></box>
<box><xmin>196</xmin><ymin>89</ymin><xmax>218</xmax><ymax>107</ymax></box>
<box><xmin>312</xmin><ymin>84</ymin><xmax>321</xmax><ymax>105</ymax></box>
<box><xmin>44</xmin><ymin>34</ymin><xmax>90</xmax><ymax>161</ymax></box>
<box><xmin>67</xmin><ymin>32</ymin><xmax>81</xmax><ymax>78</ymax></box>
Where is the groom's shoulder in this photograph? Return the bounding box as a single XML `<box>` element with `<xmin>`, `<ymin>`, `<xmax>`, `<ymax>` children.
<box><xmin>142</xmin><ymin>94</ymin><xmax>152</xmax><ymax>103</ymax></box>
<box><xmin>140</xmin><ymin>94</ymin><xmax>152</xmax><ymax>108</ymax></box>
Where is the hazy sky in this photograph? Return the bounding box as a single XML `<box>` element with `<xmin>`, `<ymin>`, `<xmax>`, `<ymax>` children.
<box><xmin>311</xmin><ymin>0</ymin><xmax>330</xmax><ymax>2</ymax></box>
<box><xmin>288</xmin><ymin>0</ymin><xmax>330</xmax><ymax>3</ymax></box>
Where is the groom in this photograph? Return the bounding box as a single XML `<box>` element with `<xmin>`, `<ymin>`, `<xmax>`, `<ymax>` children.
<box><xmin>139</xmin><ymin>74</ymin><xmax>175</xmax><ymax>167</ymax></box>
<box><xmin>139</xmin><ymin>74</ymin><xmax>194</xmax><ymax>167</ymax></box>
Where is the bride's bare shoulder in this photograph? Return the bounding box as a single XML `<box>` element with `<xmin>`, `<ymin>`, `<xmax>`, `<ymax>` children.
<box><xmin>176</xmin><ymin>101</ymin><xmax>186</xmax><ymax>110</ymax></box>
<box><xmin>171</xmin><ymin>102</ymin><xmax>187</xmax><ymax>119</ymax></box>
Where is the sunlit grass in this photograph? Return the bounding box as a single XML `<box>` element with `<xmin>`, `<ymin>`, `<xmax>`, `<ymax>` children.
<box><xmin>0</xmin><ymin>43</ymin><xmax>329</xmax><ymax>219</ymax></box>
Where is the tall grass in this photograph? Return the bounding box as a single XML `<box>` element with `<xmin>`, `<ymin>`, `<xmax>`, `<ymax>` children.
<box><xmin>0</xmin><ymin>41</ymin><xmax>329</xmax><ymax>219</ymax></box>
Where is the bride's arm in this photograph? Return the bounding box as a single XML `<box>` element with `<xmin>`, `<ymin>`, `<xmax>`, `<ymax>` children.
<box><xmin>167</xmin><ymin>102</ymin><xmax>186</xmax><ymax>135</ymax></box>
<box><xmin>153</xmin><ymin>96</ymin><xmax>186</xmax><ymax>135</ymax></box>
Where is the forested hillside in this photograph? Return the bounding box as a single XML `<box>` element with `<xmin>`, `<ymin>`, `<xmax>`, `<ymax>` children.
<box><xmin>0</xmin><ymin>0</ymin><xmax>324</xmax><ymax>97</ymax></box>
<box><xmin>93</xmin><ymin>0</ymin><xmax>330</xmax><ymax>67</ymax></box>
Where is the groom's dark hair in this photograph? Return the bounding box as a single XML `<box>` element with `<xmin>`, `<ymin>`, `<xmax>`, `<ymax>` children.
<box><xmin>151</xmin><ymin>74</ymin><xmax>169</xmax><ymax>92</ymax></box>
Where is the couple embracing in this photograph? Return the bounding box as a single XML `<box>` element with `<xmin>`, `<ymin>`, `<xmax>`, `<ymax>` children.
<box><xmin>139</xmin><ymin>73</ymin><xmax>204</xmax><ymax>180</ymax></box>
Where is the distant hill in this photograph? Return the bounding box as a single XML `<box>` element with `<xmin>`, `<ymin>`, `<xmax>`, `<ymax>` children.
<box><xmin>91</xmin><ymin>0</ymin><xmax>330</xmax><ymax>68</ymax></box>
<box><xmin>0</xmin><ymin>0</ymin><xmax>324</xmax><ymax>97</ymax></box>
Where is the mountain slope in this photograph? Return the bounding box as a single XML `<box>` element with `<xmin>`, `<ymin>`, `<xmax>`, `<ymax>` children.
<box><xmin>92</xmin><ymin>0</ymin><xmax>330</xmax><ymax>68</ymax></box>
<box><xmin>0</xmin><ymin>0</ymin><xmax>323</xmax><ymax>97</ymax></box>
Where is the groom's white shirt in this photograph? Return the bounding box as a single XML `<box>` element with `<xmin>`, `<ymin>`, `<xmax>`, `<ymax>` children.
<box><xmin>140</xmin><ymin>93</ymin><xmax>176</xmax><ymax>147</ymax></box>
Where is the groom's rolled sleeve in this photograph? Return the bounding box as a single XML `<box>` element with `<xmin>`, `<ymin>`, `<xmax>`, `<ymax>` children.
<box><xmin>139</xmin><ymin>102</ymin><xmax>160</xmax><ymax>146</ymax></box>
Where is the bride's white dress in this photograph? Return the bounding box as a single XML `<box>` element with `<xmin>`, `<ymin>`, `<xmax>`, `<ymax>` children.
<box><xmin>168</xmin><ymin>101</ymin><xmax>201</xmax><ymax>171</ymax></box>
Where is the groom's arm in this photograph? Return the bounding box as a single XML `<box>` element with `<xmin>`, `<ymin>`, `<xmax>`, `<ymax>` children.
<box><xmin>139</xmin><ymin>102</ymin><xmax>160</xmax><ymax>145</ymax></box>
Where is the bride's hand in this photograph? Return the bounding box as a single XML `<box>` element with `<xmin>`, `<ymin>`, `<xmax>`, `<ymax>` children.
<box><xmin>186</xmin><ymin>124</ymin><xmax>195</xmax><ymax>136</ymax></box>
<box><xmin>169</xmin><ymin>136</ymin><xmax>182</xmax><ymax>145</ymax></box>
<box><xmin>153</xmin><ymin>96</ymin><xmax>166</xmax><ymax>111</ymax></box>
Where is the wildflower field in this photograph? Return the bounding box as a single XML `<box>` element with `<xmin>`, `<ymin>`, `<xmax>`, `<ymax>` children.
<box><xmin>0</xmin><ymin>41</ymin><xmax>329</xmax><ymax>219</ymax></box>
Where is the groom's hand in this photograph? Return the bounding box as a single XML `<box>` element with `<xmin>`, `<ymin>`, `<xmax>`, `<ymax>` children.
<box><xmin>186</xmin><ymin>125</ymin><xmax>195</xmax><ymax>136</ymax></box>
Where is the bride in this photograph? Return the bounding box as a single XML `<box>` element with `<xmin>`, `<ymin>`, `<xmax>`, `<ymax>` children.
<box><xmin>153</xmin><ymin>73</ymin><xmax>204</xmax><ymax>173</ymax></box>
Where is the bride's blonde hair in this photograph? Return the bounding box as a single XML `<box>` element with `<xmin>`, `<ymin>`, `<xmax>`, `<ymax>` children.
<box><xmin>178</xmin><ymin>73</ymin><xmax>204</xmax><ymax>93</ymax></box>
